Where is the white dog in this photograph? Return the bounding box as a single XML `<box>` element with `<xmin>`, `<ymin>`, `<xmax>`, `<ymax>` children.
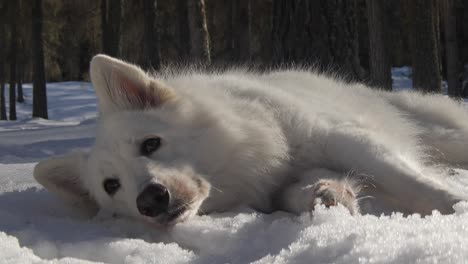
<box><xmin>34</xmin><ymin>55</ymin><xmax>468</xmax><ymax>226</ymax></box>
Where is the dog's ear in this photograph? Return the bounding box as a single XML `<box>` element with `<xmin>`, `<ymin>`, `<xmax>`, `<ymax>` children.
<box><xmin>34</xmin><ymin>151</ymin><xmax>98</xmax><ymax>216</ymax></box>
<box><xmin>89</xmin><ymin>54</ymin><xmax>175</xmax><ymax>115</ymax></box>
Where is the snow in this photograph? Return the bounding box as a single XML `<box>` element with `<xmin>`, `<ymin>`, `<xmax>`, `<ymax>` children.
<box><xmin>2</xmin><ymin>71</ymin><xmax>468</xmax><ymax>263</ymax></box>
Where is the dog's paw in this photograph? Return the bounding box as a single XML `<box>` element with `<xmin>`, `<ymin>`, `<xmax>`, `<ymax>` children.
<box><xmin>311</xmin><ymin>179</ymin><xmax>360</xmax><ymax>215</ymax></box>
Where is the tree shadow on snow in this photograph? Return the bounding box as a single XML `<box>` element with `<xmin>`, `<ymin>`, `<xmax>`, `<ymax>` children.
<box><xmin>0</xmin><ymin>138</ymin><xmax>94</xmax><ymax>164</ymax></box>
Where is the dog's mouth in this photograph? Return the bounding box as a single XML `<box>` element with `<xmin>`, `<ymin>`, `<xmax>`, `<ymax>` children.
<box><xmin>160</xmin><ymin>206</ymin><xmax>189</xmax><ymax>224</ymax></box>
<box><xmin>165</xmin><ymin>208</ymin><xmax>187</xmax><ymax>223</ymax></box>
<box><xmin>143</xmin><ymin>204</ymin><xmax>194</xmax><ymax>227</ymax></box>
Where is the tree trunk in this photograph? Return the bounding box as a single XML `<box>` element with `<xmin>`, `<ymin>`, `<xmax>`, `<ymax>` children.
<box><xmin>32</xmin><ymin>0</ymin><xmax>48</xmax><ymax>119</ymax></box>
<box><xmin>272</xmin><ymin>0</ymin><xmax>325</xmax><ymax>65</ymax></box>
<box><xmin>248</xmin><ymin>0</ymin><xmax>272</xmax><ymax>65</ymax></box>
<box><xmin>17</xmin><ymin>38</ymin><xmax>24</xmax><ymax>103</ymax></box>
<box><xmin>0</xmin><ymin>82</ymin><xmax>5</xmax><ymax>120</ymax></box>
<box><xmin>142</xmin><ymin>0</ymin><xmax>161</xmax><ymax>71</ymax></box>
<box><xmin>443</xmin><ymin>0</ymin><xmax>461</xmax><ymax>97</ymax></box>
<box><xmin>9</xmin><ymin>0</ymin><xmax>18</xmax><ymax>120</ymax></box>
<box><xmin>433</xmin><ymin>0</ymin><xmax>441</xmax><ymax>75</ymax></box>
<box><xmin>0</xmin><ymin>9</ymin><xmax>6</xmax><ymax>120</ymax></box>
<box><xmin>407</xmin><ymin>0</ymin><xmax>441</xmax><ymax>92</ymax></box>
<box><xmin>366</xmin><ymin>0</ymin><xmax>392</xmax><ymax>90</ymax></box>
<box><xmin>17</xmin><ymin>68</ymin><xmax>24</xmax><ymax>103</ymax></box>
<box><xmin>177</xmin><ymin>0</ymin><xmax>190</xmax><ymax>60</ymax></box>
<box><xmin>187</xmin><ymin>0</ymin><xmax>211</xmax><ymax>65</ymax></box>
<box><xmin>101</xmin><ymin>0</ymin><xmax>121</xmax><ymax>57</ymax></box>
<box><xmin>272</xmin><ymin>0</ymin><xmax>364</xmax><ymax>80</ymax></box>
<box><xmin>231</xmin><ymin>0</ymin><xmax>251</xmax><ymax>62</ymax></box>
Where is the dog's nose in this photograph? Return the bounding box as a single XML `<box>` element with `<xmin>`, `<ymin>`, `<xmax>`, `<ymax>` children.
<box><xmin>136</xmin><ymin>183</ymin><xmax>170</xmax><ymax>217</ymax></box>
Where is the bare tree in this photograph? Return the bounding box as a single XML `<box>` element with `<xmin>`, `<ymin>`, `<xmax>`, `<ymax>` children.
<box><xmin>16</xmin><ymin>0</ymin><xmax>25</xmax><ymax>103</ymax></box>
<box><xmin>272</xmin><ymin>0</ymin><xmax>323</xmax><ymax>65</ymax></box>
<box><xmin>101</xmin><ymin>0</ymin><xmax>121</xmax><ymax>57</ymax></box>
<box><xmin>187</xmin><ymin>0</ymin><xmax>211</xmax><ymax>64</ymax></box>
<box><xmin>366</xmin><ymin>0</ymin><xmax>391</xmax><ymax>90</ymax></box>
<box><xmin>32</xmin><ymin>0</ymin><xmax>48</xmax><ymax>119</ymax></box>
<box><xmin>442</xmin><ymin>0</ymin><xmax>461</xmax><ymax>97</ymax></box>
<box><xmin>9</xmin><ymin>0</ymin><xmax>18</xmax><ymax>120</ymax></box>
<box><xmin>176</xmin><ymin>0</ymin><xmax>190</xmax><ymax>61</ymax></box>
<box><xmin>17</xmin><ymin>37</ymin><xmax>25</xmax><ymax>103</ymax></box>
<box><xmin>142</xmin><ymin>0</ymin><xmax>161</xmax><ymax>71</ymax></box>
<box><xmin>406</xmin><ymin>0</ymin><xmax>441</xmax><ymax>92</ymax></box>
<box><xmin>272</xmin><ymin>0</ymin><xmax>364</xmax><ymax>80</ymax></box>
<box><xmin>231</xmin><ymin>0</ymin><xmax>251</xmax><ymax>62</ymax></box>
<box><xmin>0</xmin><ymin>5</ymin><xmax>6</xmax><ymax>120</ymax></box>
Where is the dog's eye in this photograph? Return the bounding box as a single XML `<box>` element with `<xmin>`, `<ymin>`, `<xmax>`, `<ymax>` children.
<box><xmin>141</xmin><ymin>137</ymin><xmax>162</xmax><ymax>156</ymax></box>
<box><xmin>103</xmin><ymin>179</ymin><xmax>121</xmax><ymax>195</ymax></box>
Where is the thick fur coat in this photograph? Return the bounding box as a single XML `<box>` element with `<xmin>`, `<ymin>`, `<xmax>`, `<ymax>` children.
<box><xmin>34</xmin><ymin>55</ymin><xmax>468</xmax><ymax>226</ymax></box>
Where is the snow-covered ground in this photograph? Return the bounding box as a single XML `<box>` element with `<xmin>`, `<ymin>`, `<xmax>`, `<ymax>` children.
<box><xmin>2</xmin><ymin>70</ymin><xmax>468</xmax><ymax>263</ymax></box>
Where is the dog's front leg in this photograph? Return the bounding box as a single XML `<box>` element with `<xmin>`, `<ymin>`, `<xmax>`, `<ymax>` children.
<box><xmin>278</xmin><ymin>169</ymin><xmax>360</xmax><ymax>215</ymax></box>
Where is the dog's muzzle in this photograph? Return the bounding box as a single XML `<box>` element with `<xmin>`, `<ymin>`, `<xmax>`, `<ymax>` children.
<box><xmin>136</xmin><ymin>183</ymin><xmax>170</xmax><ymax>217</ymax></box>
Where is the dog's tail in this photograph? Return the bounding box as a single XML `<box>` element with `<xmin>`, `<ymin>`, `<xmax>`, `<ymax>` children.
<box><xmin>385</xmin><ymin>91</ymin><xmax>468</xmax><ymax>169</ymax></box>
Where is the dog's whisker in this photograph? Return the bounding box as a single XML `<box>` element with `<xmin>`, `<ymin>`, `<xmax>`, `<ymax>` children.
<box><xmin>209</xmin><ymin>184</ymin><xmax>224</xmax><ymax>193</ymax></box>
<box><xmin>356</xmin><ymin>195</ymin><xmax>375</xmax><ymax>202</ymax></box>
<box><xmin>197</xmin><ymin>207</ymin><xmax>207</xmax><ymax>215</ymax></box>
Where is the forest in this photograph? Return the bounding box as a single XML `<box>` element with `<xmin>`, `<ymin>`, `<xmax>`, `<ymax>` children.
<box><xmin>0</xmin><ymin>0</ymin><xmax>467</xmax><ymax>120</ymax></box>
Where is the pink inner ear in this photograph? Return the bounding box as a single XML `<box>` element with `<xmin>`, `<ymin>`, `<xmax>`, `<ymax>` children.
<box><xmin>112</xmin><ymin>69</ymin><xmax>159</xmax><ymax>108</ymax></box>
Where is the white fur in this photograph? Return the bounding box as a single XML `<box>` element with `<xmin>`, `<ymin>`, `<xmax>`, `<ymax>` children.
<box><xmin>35</xmin><ymin>55</ymin><xmax>468</xmax><ymax>227</ymax></box>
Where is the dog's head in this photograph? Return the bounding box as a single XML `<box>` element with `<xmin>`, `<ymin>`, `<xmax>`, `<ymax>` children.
<box><xmin>34</xmin><ymin>55</ymin><xmax>220</xmax><ymax>226</ymax></box>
